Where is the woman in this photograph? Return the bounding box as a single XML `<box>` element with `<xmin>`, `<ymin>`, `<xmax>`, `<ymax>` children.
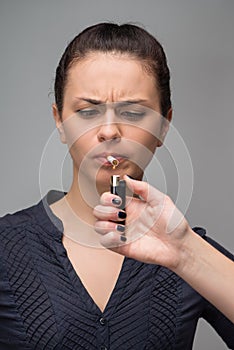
<box><xmin>0</xmin><ymin>22</ymin><xmax>233</xmax><ymax>350</ymax></box>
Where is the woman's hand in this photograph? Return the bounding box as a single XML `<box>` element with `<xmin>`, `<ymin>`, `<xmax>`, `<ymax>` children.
<box><xmin>94</xmin><ymin>175</ymin><xmax>234</xmax><ymax>323</ymax></box>
<box><xmin>93</xmin><ymin>175</ymin><xmax>191</xmax><ymax>270</ymax></box>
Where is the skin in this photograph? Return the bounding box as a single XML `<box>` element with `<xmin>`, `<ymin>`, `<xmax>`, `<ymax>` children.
<box><xmin>51</xmin><ymin>51</ymin><xmax>234</xmax><ymax>321</ymax></box>
<box><xmin>94</xmin><ymin>177</ymin><xmax>234</xmax><ymax>322</ymax></box>
<box><xmin>52</xmin><ymin>52</ymin><xmax>171</xmax><ymax>224</ymax></box>
<box><xmin>51</xmin><ymin>52</ymin><xmax>171</xmax><ymax>311</ymax></box>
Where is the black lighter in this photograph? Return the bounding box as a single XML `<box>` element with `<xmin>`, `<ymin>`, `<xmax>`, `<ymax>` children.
<box><xmin>110</xmin><ymin>175</ymin><xmax>126</xmax><ymax>234</ymax></box>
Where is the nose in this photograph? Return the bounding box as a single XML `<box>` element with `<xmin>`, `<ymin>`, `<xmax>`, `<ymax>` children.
<box><xmin>97</xmin><ymin>122</ymin><xmax>121</xmax><ymax>143</ymax></box>
<box><xmin>97</xmin><ymin>107</ymin><xmax>121</xmax><ymax>142</ymax></box>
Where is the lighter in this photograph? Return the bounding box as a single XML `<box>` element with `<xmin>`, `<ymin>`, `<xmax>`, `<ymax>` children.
<box><xmin>110</xmin><ymin>175</ymin><xmax>126</xmax><ymax>238</ymax></box>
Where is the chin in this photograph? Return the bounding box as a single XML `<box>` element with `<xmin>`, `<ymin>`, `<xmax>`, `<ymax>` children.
<box><xmin>96</xmin><ymin>171</ymin><xmax>113</xmax><ymax>189</ymax></box>
<box><xmin>96</xmin><ymin>181</ymin><xmax>110</xmax><ymax>196</ymax></box>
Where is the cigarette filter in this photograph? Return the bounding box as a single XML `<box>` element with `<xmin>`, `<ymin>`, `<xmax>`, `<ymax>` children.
<box><xmin>107</xmin><ymin>155</ymin><xmax>119</xmax><ymax>169</ymax></box>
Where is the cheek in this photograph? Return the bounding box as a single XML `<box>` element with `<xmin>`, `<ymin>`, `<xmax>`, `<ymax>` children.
<box><xmin>124</xmin><ymin>129</ymin><xmax>158</xmax><ymax>171</ymax></box>
<box><xmin>68</xmin><ymin>131</ymin><xmax>94</xmax><ymax>164</ymax></box>
<box><xmin>126</xmin><ymin>128</ymin><xmax>158</xmax><ymax>152</ymax></box>
<box><xmin>146</xmin><ymin>135</ymin><xmax>159</xmax><ymax>153</ymax></box>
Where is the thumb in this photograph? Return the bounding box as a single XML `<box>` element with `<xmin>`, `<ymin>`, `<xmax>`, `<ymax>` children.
<box><xmin>123</xmin><ymin>175</ymin><xmax>165</xmax><ymax>207</ymax></box>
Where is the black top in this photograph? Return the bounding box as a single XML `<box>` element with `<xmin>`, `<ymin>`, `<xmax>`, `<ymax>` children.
<box><xmin>0</xmin><ymin>191</ymin><xmax>233</xmax><ymax>350</ymax></box>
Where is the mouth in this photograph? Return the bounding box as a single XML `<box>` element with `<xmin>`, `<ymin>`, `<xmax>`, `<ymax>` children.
<box><xmin>93</xmin><ymin>152</ymin><xmax>128</xmax><ymax>167</ymax></box>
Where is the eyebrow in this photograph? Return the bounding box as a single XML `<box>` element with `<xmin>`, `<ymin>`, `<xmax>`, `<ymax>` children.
<box><xmin>73</xmin><ymin>97</ymin><xmax>148</xmax><ymax>105</ymax></box>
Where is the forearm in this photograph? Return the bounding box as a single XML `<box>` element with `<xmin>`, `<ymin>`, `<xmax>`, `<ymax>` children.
<box><xmin>95</xmin><ymin>178</ymin><xmax>234</xmax><ymax>323</ymax></box>
<box><xmin>173</xmin><ymin>228</ymin><xmax>234</xmax><ymax>323</ymax></box>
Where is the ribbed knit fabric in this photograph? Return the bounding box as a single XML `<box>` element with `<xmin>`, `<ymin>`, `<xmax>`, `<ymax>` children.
<box><xmin>0</xmin><ymin>191</ymin><xmax>233</xmax><ymax>350</ymax></box>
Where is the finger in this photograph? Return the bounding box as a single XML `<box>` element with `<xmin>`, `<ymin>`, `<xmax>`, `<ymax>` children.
<box><xmin>100</xmin><ymin>192</ymin><xmax>122</xmax><ymax>207</ymax></box>
<box><xmin>93</xmin><ymin>205</ymin><xmax>127</xmax><ymax>221</ymax></box>
<box><xmin>123</xmin><ymin>175</ymin><xmax>165</xmax><ymax>207</ymax></box>
<box><xmin>94</xmin><ymin>220</ymin><xmax>117</xmax><ymax>234</ymax></box>
<box><xmin>99</xmin><ymin>231</ymin><xmax>128</xmax><ymax>248</ymax></box>
<box><xmin>94</xmin><ymin>221</ymin><xmax>126</xmax><ymax>235</ymax></box>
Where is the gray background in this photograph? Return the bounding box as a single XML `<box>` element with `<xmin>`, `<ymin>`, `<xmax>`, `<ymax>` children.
<box><xmin>0</xmin><ymin>0</ymin><xmax>233</xmax><ymax>348</ymax></box>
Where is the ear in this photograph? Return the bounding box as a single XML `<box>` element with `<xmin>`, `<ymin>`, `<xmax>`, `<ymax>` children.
<box><xmin>52</xmin><ymin>104</ymin><xmax>67</xmax><ymax>144</ymax></box>
<box><xmin>157</xmin><ymin>108</ymin><xmax>172</xmax><ymax>147</ymax></box>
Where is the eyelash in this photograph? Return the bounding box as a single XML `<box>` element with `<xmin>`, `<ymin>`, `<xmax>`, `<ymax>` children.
<box><xmin>76</xmin><ymin>109</ymin><xmax>100</xmax><ymax>118</ymax></box>
<box><xmin>75</xmin><ymin>108</ymin><xmax>146</xmax><ymax>121</ymax></box>
<box><xmin>120</xmin><ymin>111</ymin><xmax>146</xmax><ymax>120</ymax></box>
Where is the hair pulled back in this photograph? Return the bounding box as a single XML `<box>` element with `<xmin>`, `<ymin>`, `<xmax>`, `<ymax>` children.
<box><xmin>54</xmin><ymin>22</ymin><xmax>171</xmax><ymax>117</ymax></box>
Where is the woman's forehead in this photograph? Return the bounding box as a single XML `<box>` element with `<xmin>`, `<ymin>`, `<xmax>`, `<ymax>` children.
<box><xmin>65</xmin><ymin>53</ymin><xmax>159</xmax><ymax>104</ymax></box>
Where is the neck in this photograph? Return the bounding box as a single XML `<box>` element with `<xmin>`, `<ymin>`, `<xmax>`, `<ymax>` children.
<box><xmin>66</xmin><ymin>166</ymin><xmax>109</xmax><ymax>225</ymax></box>
<box><xmin>50</xmin><ymin>166</ymin><xmax>112</xmax><ymax>248</ymax></box>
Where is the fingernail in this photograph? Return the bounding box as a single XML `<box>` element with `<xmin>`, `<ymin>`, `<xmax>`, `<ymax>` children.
<box><xmin>112</xmin><ymin>198</ymin><xmax>121</xmax><ymax>205</ymax></box>
<box><xmin>120</xmin><ymin>235</ymin><xmax>127</xmax><ymax>242</ymax></box>
<box><xmin>118</xmin><ymin>211</ymin><xmax>127</xmax><ymax>219</ymax></box>
<box><xmin>117</xmin><ymin>224</ymin><xmax>125</xmax><ymax>233</ymax></box>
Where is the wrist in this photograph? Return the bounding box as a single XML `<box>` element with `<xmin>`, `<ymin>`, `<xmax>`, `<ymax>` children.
<box><xmin>171</xmin><ymin>227</ymin><xmax>199</xmax><ymax>277</ymax></box>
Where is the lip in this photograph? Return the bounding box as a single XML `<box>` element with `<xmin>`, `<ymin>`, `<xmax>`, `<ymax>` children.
<box><xmin>93</xmin><ymin>152</ymin><xmax>128</xmax><ymax>166</ymax></box>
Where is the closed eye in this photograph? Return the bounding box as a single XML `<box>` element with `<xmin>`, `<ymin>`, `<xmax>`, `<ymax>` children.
<box><xmin>76</xmin><ymin>108</ymin><xmax>101</xmax><ymax>119</ymax></box>
<box><xmin>120</xmin><ymin>110</ymin><xmax>146</xmax><ymax>121</ymax></box>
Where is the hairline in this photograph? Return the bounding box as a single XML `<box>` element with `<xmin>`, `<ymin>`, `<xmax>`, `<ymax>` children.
<box><xmin>60</xmin><ymin>50</ymin><xmax>161</xmax><ymax>113</ymax></box>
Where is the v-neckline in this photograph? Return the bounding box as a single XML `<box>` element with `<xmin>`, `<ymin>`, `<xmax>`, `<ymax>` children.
<box><xmin>44</xmin><ymin>191</ymin><xmax>133</xmax><ymax>316</ymax></box>
<box><xmin>58</xmin><ymin>241</ymin><xmax>133</xmax><ymax>316</ymax></box>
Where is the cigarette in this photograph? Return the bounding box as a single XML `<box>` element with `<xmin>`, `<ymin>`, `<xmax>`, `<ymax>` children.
<box><xmin>107</xmin><ymin>155</ymin><xmax>119</xmax><ymax>169</ymax></box>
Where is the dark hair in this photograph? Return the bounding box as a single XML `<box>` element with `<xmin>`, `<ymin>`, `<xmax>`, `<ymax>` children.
<box><xmin>54</xmin><ymin>22</ymin><xmax>171</xmax><ymax>117</ymax></box>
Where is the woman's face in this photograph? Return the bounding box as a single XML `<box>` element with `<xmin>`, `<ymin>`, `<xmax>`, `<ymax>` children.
<box><xmin>53</xmin><ymin>52</ymin><xmax>170</xmax><ymax>191</ymax></box>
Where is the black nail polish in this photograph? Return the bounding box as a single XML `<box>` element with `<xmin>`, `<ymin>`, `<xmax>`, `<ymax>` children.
<box><xmin>120</xmin><ymin>235</ymin><xmax>127</xmax><ymax>242</ymax></box>
<box><xmin>118</xmin><ymin>211</ymin><xmax>127</xmax><ymax>219</ymax></box>
<box><xmin>117</xmin><ymin>225</ymin><xmax>125</xmax><ymax>233</ymax></box>
<box><xmin>112</xmin><ymin>198</ymin><xmax>121</xmax><ymax>205</ymax></box>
